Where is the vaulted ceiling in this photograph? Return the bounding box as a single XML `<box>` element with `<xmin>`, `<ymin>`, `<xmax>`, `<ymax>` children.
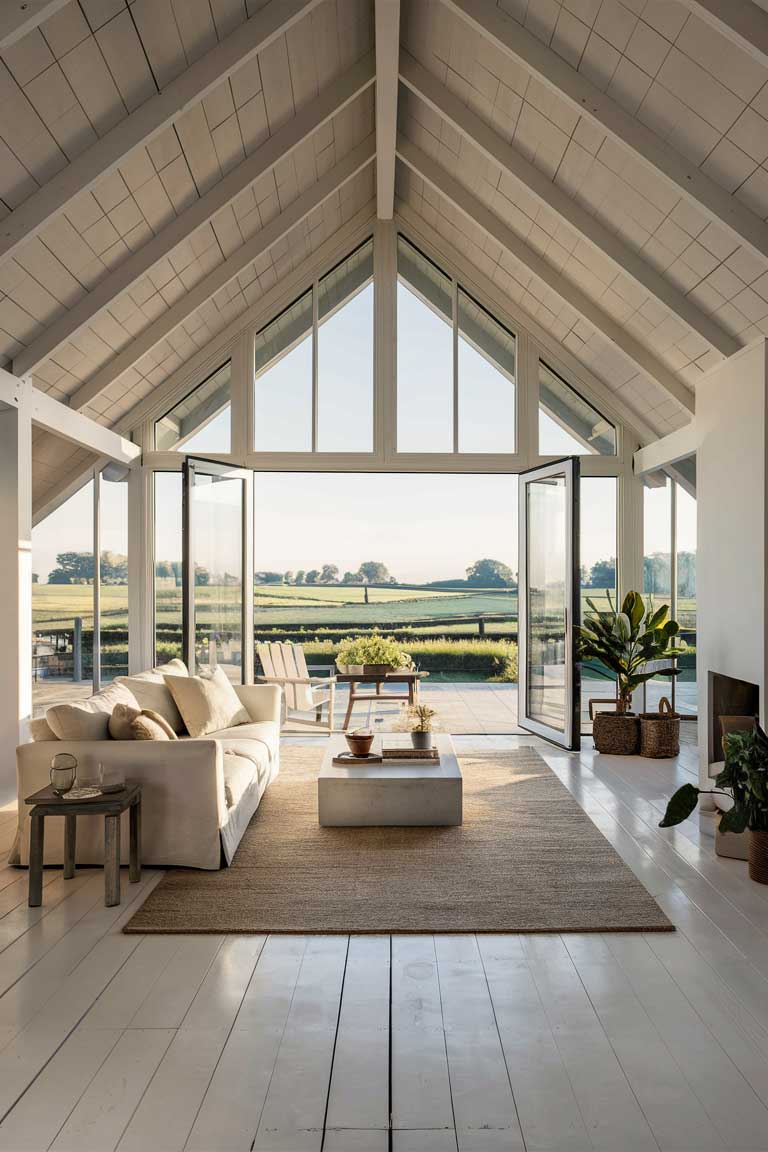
<box><xmin>4</xmin><ymin>0</ymin><xmax>768</xmax><ymax>505</ymax></box>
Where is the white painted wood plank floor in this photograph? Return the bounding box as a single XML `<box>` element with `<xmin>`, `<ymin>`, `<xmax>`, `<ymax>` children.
<box><xmin>1</xmin><ymin>734</ymin><xmax>768</xmax><ymax>1151</ymax></box>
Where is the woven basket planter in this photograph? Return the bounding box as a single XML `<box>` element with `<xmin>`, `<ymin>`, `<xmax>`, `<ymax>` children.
<box><xmin>592</xmin><ymin>711</ymin><xmax>640</xmax><ymax>755</ymax></box>
<box><xmin>749</xmin><ymin>830</ymin><xmax>768</xmax><ymax>884</ymax></box>
<box><xmin>639</xmin><ymin>696</ymin><xmax>680</xmax><ymax>758</ymax></box>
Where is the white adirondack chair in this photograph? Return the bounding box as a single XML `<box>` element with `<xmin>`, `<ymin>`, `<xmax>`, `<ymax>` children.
<box><xmin>257</xmin><ymin>642</ymin><xmax>336</xmax><ymax>732</ymax></box>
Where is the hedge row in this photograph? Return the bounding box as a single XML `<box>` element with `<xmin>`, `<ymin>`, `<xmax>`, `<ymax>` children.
<box><xmin>301</xmin><ymin>638</ymin><xmax>518</xmax><ymax>682</ymax></box>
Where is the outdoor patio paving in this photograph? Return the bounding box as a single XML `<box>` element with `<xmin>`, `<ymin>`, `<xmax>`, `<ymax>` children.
<box><xmin>33</xmin><ymin>677</ymin><xmax>697</xmax><ymax>738</ymax></box>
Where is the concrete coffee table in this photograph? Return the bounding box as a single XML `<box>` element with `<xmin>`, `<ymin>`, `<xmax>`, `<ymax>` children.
<box><xmin>318</xmin><ymin>734</ymin><xmax>462</xmax><ymax>826</ymax></box>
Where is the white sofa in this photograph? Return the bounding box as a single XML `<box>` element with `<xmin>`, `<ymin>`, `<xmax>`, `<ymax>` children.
<box><xmin>11</xmin><ymin>682</ymin><xmax>282</xmax><ymax>870</ymax></box>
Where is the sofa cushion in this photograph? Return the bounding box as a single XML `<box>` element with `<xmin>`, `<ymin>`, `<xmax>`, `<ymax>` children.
<box><xmin>46</xmin><ymin>681</ymin><xmax>140</xmax><ymax>742</ymax></box>
<box><xmin>165</xmin><ymin>666</ymin><xmax>250</xmax><ymax>738</ymax></box>
<box><xmin>212</xmin><ymin>720</ymin><xmax>279</xmax><ymax>753</ymax></box>
<box><xmin>222</xmin><ymin>752</ymin><xmax>259</xmax><ymax>809</ymax></box>
<box><xmin>117</xmin><ymin>659</ymin><xmax>188</xmax><ymax>734</ymax></box>
<box><xmin>29</xmin><ymin>717</ymin><xmax>58</xmax><ymax>742</ymax></box>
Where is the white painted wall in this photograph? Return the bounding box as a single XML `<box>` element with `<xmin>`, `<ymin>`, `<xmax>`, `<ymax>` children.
<box><xmin>0</xmin><ymin>398</ymin><xmax>32</xmax><ymax>804</ymax></box>
<box><xmin>697</xmin><ymin>338</ymin><xmax>768</xmax><ymax>788</ymax></box>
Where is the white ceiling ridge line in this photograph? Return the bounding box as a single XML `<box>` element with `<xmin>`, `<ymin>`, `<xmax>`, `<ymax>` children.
<box><xmin>443</xmin><ymin>0</ymin><xmax>768</xmax><ymax>267</ymax></box>
<box><xmin>13</xmin><ymin>52</ymin><xmax>376</xmax><ymax>379</ymax></box>
<box><xmin>112</xmin><ymin>199</ymin><xmax>376</xmax><ymax>437</ymax></box>
<box><xmin>67</xmin><ymin>134</ymin><xmax>376</xmax><ymax>412</ymax></box>
<box><xmin>0</xmin><ymin>0</ymin><xmax>324</xmax><ymax>268</ymax></box>
<box><xmin>680</xmin><ymin>0</ymin><xmax>768</xmax><ymax>69</ymax></box>
<box><xmin>399</xmin><ymin>51</ymin><xmax>739</xmax><ymax>360</ymax></box>
<box><xmin>395</xmin><ymin>196</ymin><xmax>660</xmax><ymax>444</ymax></box>
<box><xmin>397</xmin><ymin>135</ymin><xmax>696</xmax><ymax>413</ymax></box>
<box><xmin>376</xmin><ymin>0</ymin><xmax>400</xmax><ymax>218</ymax></box>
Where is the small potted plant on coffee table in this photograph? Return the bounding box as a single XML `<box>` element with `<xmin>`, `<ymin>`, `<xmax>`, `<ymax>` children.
<box><xmin>576</xmin><ymin>591</ymin><xmax>682</xmax><ymax>755</ymax></box>
<box><xmin>660</xmin><ymin>725</ymin><xmax>768</xmax><ymax>883</ymax></box>
<box><xmin>402</xmin><ymin>703</ymin><xmax>438</xmax><ymax>750</ymax></box>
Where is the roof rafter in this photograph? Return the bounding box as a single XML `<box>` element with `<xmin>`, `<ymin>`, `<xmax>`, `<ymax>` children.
<box><xmin>13</xmin><ymin>52</ymin><xmax>375</xmax><ymax>379</ymax></box>
<box><xmin>375</xmin><ymin>0</ymin><xmax>400</xmax><ymax>218</ymax></box>
<box><xmin>444</xmin><ymin>0</ymin><xmax>768</xmax><ymax>267</ymax></box>
<box><xmin>397</xmin><ymin>135</ymin><xmax>695</xmax><ymax>412</ymax></box>
<box><xmin>0</xmin><ymin>0</ymin><xmax>324</xmax><ymax>268</ymax></box>
<box><xmin>0</xmin><ymin>1</ymin><xmax>69</xmax><ymax>48</ymax></box>
<box><xmin>400</xmin><ymin>51</ymin><xmax>739</xmax><ymax>360</ymax></box>
<box><xmin>681</xmin><ymin>0</ymin><xmax>768</xmax><ymax>70</ymax></box>
<box><xmin>68</xmin><ymin>134</ymin><xmax>376</xmax><ymax>412</ymax></box>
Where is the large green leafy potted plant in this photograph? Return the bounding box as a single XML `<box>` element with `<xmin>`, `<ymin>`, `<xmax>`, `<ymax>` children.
<box><xmin>576</xmin><ymin>591</ymin><xmax>682</xmax><ymax>754</ymax></box>
<box><xmin>660</xmin><ymin>726</ymin><xmax>768</xmax><ymax>883</ymax></box>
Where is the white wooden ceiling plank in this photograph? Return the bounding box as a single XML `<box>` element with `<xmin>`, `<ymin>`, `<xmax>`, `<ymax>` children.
<box><xmin>398</xmin><ymin>134</ymin><xmax>694</xmax><ymax>412</ymax></box>
<box><xmin>58</xmin><ymin>33</ymin><xmax>126</xmax><ymax>136</ymax></box>
<box><xmin>400</xmin><ymin>50</ymin><xmax>738</xmax><ymax>358</ymax></box>
<box><xmin>172</xmin><ymin>0</ymin><xmax>219</xmax><ymax>65</ymax></box>
<box><xmin>95</xmin><ymin>9</ymin><xmax>157</xmax><ymax>113</ymax></box>
<box><xmin>0</xmin><ymin>0</ymin><xmax>323</xmax><ymax>267</ymax></box>
<box><xmin>63</xmin><ymin>130</ymin><xmax>374</xmax><ymax>408</ymax></box>
<box><xmin>210</xmin><ymin>0</ymin><xmax>247</xmax><ymax>41</ymax></box>
<box><xmin>375</xmin><ymin>0</ymin><xmax>399</xmax><ymax>219</ymax></box>
<box><xmin>259</xmin><ymin>34</ymin><xmax>296</xmax><ymax>133</ymax></box>
<box><xmin>444</xmin><ymin>0</ymin><xmax>768</xmax><ymax>268</ymax></box>
<box><xmin>1</xmin><ymin>26</ymin><xmax>55</xmax><ymax>85</ymax></box>
<box><xmin>130</xmin><ymin>0</ymin><xmax>186</xmax><ymax>88</ymax></box>
<box><xmin>0</xmin><ymin>59</ymin><xmax>65</xmax><ymax>182</ymax></box>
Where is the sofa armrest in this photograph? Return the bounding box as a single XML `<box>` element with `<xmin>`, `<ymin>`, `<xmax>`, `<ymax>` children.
<box><xmin>13</xmin><ymin>738</ymin><xmax>226</xmax><ymax>869</ymax></box>
<box><xmin>234</xmin><ymin>683</ymin><xmax>282</xmax><ymax>725</ymax></box>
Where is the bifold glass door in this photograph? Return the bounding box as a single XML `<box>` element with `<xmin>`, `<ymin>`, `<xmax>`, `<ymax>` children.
<box><xmin>183</xmin><ymin>459</ymin><xmax>249</xmax><ymax>682</ymax></box>
<box><xmin>518</xmin><ymin>457</ymin><xmax>580</xmax><ymax>749</ymax></box>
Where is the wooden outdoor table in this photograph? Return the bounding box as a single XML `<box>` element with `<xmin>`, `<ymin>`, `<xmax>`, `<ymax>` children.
<box><xmin>336</xmin><ymin>670</ymin><xmax>427</xmax><ymax>731</ymax></box>
<box><xmin>25</xmin><ymin>782</ymin><xmax>142</xmax><ymax>908</ymax></box>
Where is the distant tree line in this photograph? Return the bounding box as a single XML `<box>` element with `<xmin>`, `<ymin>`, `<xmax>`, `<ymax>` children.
<box><xmin>47</xmin><ymin>551</ymin><xmax>128</xmax><ymax>585</ymax></box>
<box><xmin>581</xmin><ymin>553</ymin><xmax>696</xmax><ymax>598</ymax></box>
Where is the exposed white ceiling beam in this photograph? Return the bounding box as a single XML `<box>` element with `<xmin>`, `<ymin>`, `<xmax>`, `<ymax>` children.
<box><xmin>0</xmin><ymin>0</ymin><xmax>68</xmax><ymax>48</ymax></box>
<box><xmin>0</xmin><ymin>0</ymin><xmax>323</xmax><ymax>268</ymax></box>
<box><xmin>400</xmin><ymin>52</ymin><xmax>739</xmax><ymax>360</ymax></box>
<box><xmin>681</xmin><ymin>0</ymin><xmax>768</xmax><ymax>69</ymax></box>
<box><xmin>13</xmin><ymin>53</ymin><xmax>375</xmax><ymax>380</ymax></box>
<box><xmin>634</xmin><ymin>421</ymin><xmax>700</xmax><ymax>475</ymax></box>
<box><xmin>397</xmin><ymin>135</ymin><xmax>695</xmax><ymax>412</ymax></box>
<box><xmin>444</xmin><ymin>0</ymin><xmax>768</xmax><ymax>267</ymax></box>
<box><xmin>0</xmin><ymin>370</ymin><xmax>139</xmax><ymax>466</ymax></box>
<box><xmin>375</xmin><ymin>0</ymin><xmax>400</xmax><ymax>218</ymax></box>
<box><xmin>68</xmin><ymin>134</ymin><xmax>376</xmax><ymax>412</ymax></box>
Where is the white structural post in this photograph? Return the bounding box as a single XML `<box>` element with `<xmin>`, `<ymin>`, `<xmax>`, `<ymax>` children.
<box><xmin>0</xmin><ymin>379</ymin><xmax>32</xmax><ymax>802</ymax></box>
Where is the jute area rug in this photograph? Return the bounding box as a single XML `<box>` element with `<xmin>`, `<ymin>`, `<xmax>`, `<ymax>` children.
<box><xmin>125</xmin><ymin>745</ymin><xmax>672</xmax><ymax>934</ymax></box>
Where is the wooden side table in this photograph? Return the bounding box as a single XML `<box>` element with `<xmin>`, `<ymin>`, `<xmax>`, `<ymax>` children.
<box><xmin>24</xmin><ymin>783</ymin><xmax>142</xmax><ymax>908</ymax></box>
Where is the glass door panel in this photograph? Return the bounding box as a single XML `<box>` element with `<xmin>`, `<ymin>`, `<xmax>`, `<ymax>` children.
<box><xmin>183</xmin><ymin>459</ymin><xmax>248</xmax><ymax>682</ymax></box>
<box><xmin>518</xmin><ymin>457</ymin><xmax>580</xmax><ymax>748</ymax></box>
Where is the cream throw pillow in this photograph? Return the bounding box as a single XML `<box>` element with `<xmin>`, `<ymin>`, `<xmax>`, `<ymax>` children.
<box><xmin>46</xmin><ymin>681</ymin><xmax>140</xmax><ymax>742</ymax></box>
<box><xmin>164</xmin><ymin>666</ymin><xmax>249</xmax><ymax>738</ymax></box>
<box><xmin>116</xmin><ymin>658</ymin><xmax>189</xmax><ymax>734</ymax></box>
<box><xmin>131</xmin><ymin>710</ymin><xmax>178</xmax><ymax>741</ymax></box>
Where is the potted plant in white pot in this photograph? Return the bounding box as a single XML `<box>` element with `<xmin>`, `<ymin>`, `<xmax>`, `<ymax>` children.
<box><xmin>660</xmin><ymin>726</ymin><xmax>768</xmax><ymax>883</ymax></box>
<box><xmin>400</xmin><ymin>703</ymin><xmax>438</xmax><ymax>749</ymax></box>
<box><xmin>576</xmin><ymin>591</ymin><xmax>682</xmax><ymax>755</ymax></box>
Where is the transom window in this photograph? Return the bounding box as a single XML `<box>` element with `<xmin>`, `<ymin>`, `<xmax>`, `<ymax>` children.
<box><xmin>155</xmin><ymin>361</ymin><xmax>232</xmax><ymax>454</ymax></box>
<box><xmin>397</xmin><ymin>236</ymin><xmax>516</xmax><ymax>455</ymax></box>
<box><xmin>254</xmin><ymin>239</ymin><xmax>374</xmax><ymax>453</ymax></box>
<box><xmin>538</xmin><ymin>360</ymin><xmax>616</xmax><ymax>456</ymax></box>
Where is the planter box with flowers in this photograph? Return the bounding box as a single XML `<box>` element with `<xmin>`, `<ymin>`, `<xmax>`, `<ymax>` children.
<box><xmin>335</xmin><ymin>633</ymin><xmax>413</xmax><ymax>677</ymax></box>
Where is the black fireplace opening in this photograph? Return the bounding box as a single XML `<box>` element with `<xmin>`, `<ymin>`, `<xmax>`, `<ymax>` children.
<box><xmin>708</xmin><ymin>671</ymin><xmax>759</xmax><ymax>771</ymax></box>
